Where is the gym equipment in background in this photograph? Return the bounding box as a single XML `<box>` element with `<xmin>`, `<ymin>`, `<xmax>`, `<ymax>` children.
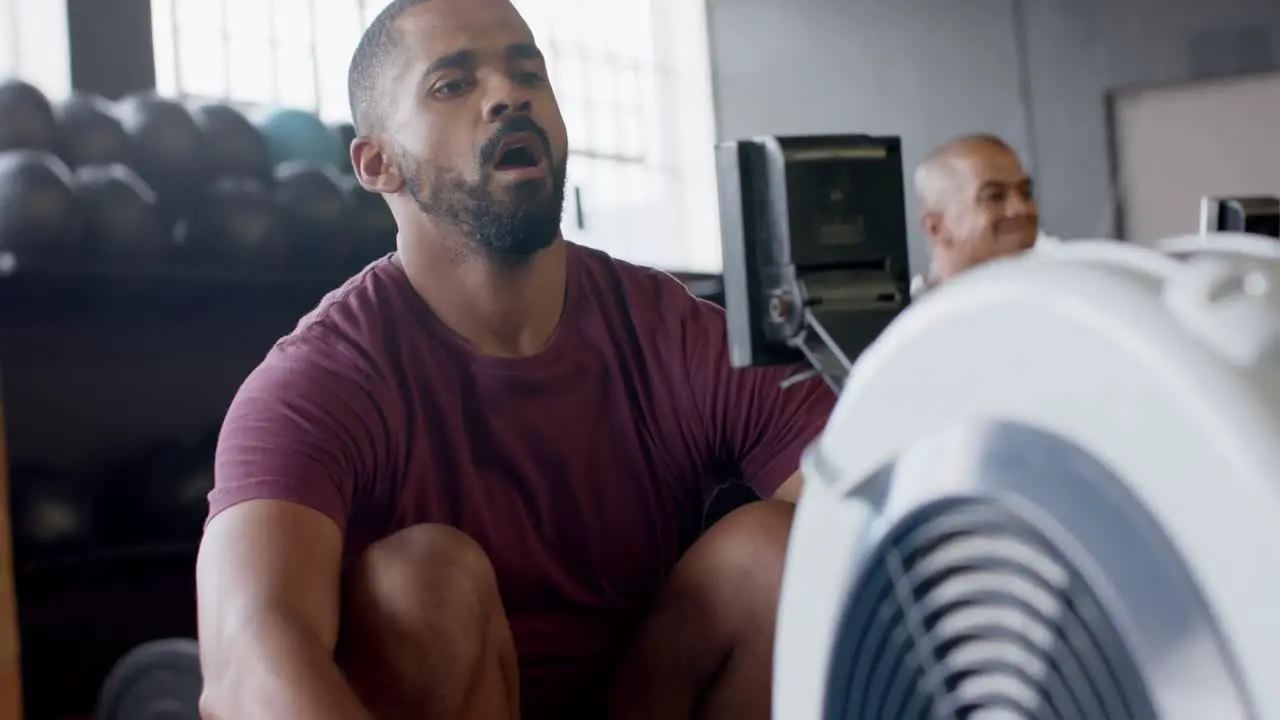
<box><xmin>339</xmin><ymin>174</ymin><xmax>397</xmax><ymax>265</ymax></box>
<box><xmin>1200</xmin><ymin>195</ymin><xmax>1280</xmax><ymax>238</ymax></box>
<box><xmin>71</xmin><ymin>163</ymin><xmax>168</xmax><ymax>260</ymax></box>
<box><xmin>0</xmin><ymin>150</ymin><xmax>81</xmax><ymax>257</ymax></box>
<box><xmin>273</xmin><ymin>160</ymin><xmax>351</xmax><ymax>267</ymax></box>
<box><xmin>97</xmin><ymin>638</ymin><xmax>201</xmax><ymax>720</ymax></box>
<box><xmin>95</xmin><ymin>429</ymin><xmax>217</xmax><ymax>545</ymax></box>
<box><xmin>9</xmin><ymin>464</ymin><xmax>96</xmax><ymax>557</ymax></box>
<box><xmin>0</xmin><ymin>80</ymin><xmax>402</xmax><ymax>276</ymax></box>
<box><xmin>191</xmin><ymin>103</ymin><xmax>273</xmax><ymax>185</ymax></box>
<box><xmin>716</xmin><ymin>135</ymin><xmax>910</xmax><ymax>389</ymax></box>
<box><xmin>115</xmin><ymin>93</ymin><xmax>211</xmax><ymax>214</ymax></box>
<box><xmin>54</xmin><ymin>94</ymin><xmax>129</xmax><ymax>169</ymax></box>
<box><xmin>0</xmin><ymin>78</ymin><xmax>57</xmax><ymax>153</ymax></box>
<box><xmin>256</xmin><ymin>107</ymin><xmax>346</xmax><ymax>171</ymax></box>
<box><xmin>771</xmin><ymin>235</ymin><xmax>1280</xmax><ymax>719</ymax></box>
<box><xmin>175</xmin><ymin>176</ymin><xmax>287</xmax><ymax>266</ymax></box>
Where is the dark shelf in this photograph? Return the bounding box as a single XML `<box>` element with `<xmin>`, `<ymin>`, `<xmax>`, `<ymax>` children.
<box><xmin>0</xmin><ymin>250</ymin><xmax>359</xmax><ymax>290</ymax></box>
<box><xmin>16</xmin><ymin>540</ymin><xmax>198</xmax><ymax>578</ymax></box>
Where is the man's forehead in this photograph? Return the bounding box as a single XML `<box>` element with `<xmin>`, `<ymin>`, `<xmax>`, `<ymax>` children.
<box><xmin>394</xmin><ymin>0</ymin><xmax>535</xmax><ymax>64</ymax></box>
<box><xmin>955</xmin><ymin>146</ymin><xmax>1028</xmax><ymax>186</ymax></box>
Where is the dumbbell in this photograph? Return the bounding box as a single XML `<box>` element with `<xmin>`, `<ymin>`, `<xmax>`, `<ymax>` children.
<box><xmin>97</xmin><ymin>637</ymin><xmax>201</xmax><ymax>720</ymax></box>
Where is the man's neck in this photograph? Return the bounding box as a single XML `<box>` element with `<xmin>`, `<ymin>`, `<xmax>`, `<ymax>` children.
<box><xmin>398</xmin><ymin>229</ymin><xmax>568</xmax><ymax>358</ymax></box>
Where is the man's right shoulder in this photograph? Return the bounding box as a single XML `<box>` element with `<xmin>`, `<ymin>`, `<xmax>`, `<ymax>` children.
<box><xmin>269</xmin><ymin>255</ymin><xmax>408</xmax><ymax>372</ymax></box>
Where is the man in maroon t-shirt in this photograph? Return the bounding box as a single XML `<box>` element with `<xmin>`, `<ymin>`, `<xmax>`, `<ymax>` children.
<box><xmin>195</xmin><ymin>0</ymin><xmax>834</xmax><ymax>718</ymax></box>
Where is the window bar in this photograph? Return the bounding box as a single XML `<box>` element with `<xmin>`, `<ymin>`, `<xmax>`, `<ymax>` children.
<box><xmin>266</xmin><ymin>0</ymin><xmax>281</xmax><ymax>103</ymax></box>
<box><xmin>307</xmin><ymin>0</ymin><xmax>322</xmax><ymax>116</ymax></box>
<box><xmin>580</xmin><ymin>51</ymin><xmax>598</xmax><ymax>158</ymax></box>
<box><xmin>168</xmin><ymin>0</ymin><xmax>184</xmax><ymax>93</ymax></box>
<box><xmin>569</xmin><ymin>149</ymin><xmax>644</xmax><ymax>164</ymax></box>
<box><xmin>219</xmin><ymin>0</ymin><xmax>232</xmax><ymax>98</ymax></box>
<box><xmin>633</xmin><ymin>64</ymin><xmax>651</xmax><ymax>167</ymax></box>
<box><xmin>6</xmin><ymin>0</ymin><xmax>21</xmax><ymax>75</ymax></box>
<box><xmin>617</xmin><ymin>59</ymin><xmax>635</xmax><ymax>163</ymax></box>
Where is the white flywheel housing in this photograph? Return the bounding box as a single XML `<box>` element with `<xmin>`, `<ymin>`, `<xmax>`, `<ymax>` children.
<box><xmin>775</xmin><ymin>234</ymin><xmax>1280</xmax><ymax>720</ymax></box>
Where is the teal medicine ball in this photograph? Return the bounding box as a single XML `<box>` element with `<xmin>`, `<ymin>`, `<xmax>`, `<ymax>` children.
<box><xmin>255</xmin><ymin>107</ymin><xmax>346</xmax><ymax>172</ymax></box>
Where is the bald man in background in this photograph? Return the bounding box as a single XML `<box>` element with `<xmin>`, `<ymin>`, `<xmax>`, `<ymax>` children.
<box><xmin>910</xmin><ymin>134</ymin><xmax>1050</xmax><ymax>297</ymax></box>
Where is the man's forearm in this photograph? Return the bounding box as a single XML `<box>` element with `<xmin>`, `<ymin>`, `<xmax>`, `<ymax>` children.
<box><xmin>203</xmin><ymin>619</ymin><xmax>370</xmax><ymax>720</ymax></box>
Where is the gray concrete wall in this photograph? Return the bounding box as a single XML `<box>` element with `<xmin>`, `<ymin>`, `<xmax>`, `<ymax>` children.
<box><xmin>706</xmin><ymin>0</ymin><xmax>1280</xmax><ymax>271</ymax></box>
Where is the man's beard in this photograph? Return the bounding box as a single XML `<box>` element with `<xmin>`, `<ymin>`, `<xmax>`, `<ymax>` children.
<box><xmin>397</xmin><ymin>131</ymin><xmax>567</xmax><ymax>265</ymax></box>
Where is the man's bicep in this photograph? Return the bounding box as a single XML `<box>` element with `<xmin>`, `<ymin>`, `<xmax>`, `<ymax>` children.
<box><xmin>197</xmin><ymin>500</ymin><xmax>345</xmax><ymax>671</ymax></box>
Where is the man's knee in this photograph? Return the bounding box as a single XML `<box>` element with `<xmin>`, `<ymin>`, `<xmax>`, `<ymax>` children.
<box><xmin>349</xmin><ymin>523</ymin><xmax>501</xmax><ymax>614</ymax></box>
<box><xmin>677</xmin><ymin>500</ymin><xmax>794</xmax><ymax>622</ymax></box>
<box><xmin>699</xmin><ymin>500</ymin><xmax>793</xmax><ymax>580</ymax></box>
<box><xmin>340</xmin><ymin>524</ymin><xmax>508</xmax><ymax>711</ymax></box>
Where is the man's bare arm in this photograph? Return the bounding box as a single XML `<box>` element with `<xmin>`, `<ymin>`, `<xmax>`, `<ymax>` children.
<box><xmin>197</xmin><ymin>499</ymin><xmax>370</xmax><ymax>720</ymax></box>
<box><xmin>772</xmin><ymin>471</ymin><xmax>804</xmax><ymax>504</ymax></box>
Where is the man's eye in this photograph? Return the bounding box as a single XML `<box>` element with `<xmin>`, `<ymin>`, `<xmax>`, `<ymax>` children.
<box><xmin>434</xmin><ymin>79</ymin><xmax>469</xmax><ymax>97</ymax></box>
<box><xmin>513</xmin><ymin>71</ymin><xmax>544</xmax><ymax>85</ymax></box>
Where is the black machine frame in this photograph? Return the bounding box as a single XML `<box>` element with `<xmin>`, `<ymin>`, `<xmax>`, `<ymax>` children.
<box><xmin>716</xmin><ymin>134</ymin><xmax>912</xmax><ymax>390</ymax></box>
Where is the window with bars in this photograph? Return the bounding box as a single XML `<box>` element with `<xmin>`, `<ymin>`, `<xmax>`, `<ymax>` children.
<box><xmin>151</xmin><ymin>0</ymin><xmax>721</xmax><ymax>272</ymax></box>
<box><xmin>0</xmin><ymin>0</ymin><xmax>72</xmax><ymax>98</ymax></box>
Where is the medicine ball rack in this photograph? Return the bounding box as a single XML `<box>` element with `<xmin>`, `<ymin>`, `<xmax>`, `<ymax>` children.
<box><xmin>0</xmin><ymin>246</ymin><xmax>350</xmax><ymax>720</ymax></box>
<box><xmin>0</xmin><ymin>250</ymin><xmax>357</xmax><ymax>288</ymax></box>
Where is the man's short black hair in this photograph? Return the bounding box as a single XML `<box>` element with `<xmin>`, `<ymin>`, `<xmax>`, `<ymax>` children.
<box><xmin>348</xmin><ymin>0</ymin><xmax>429</xmax><ymax>134</ymax></box>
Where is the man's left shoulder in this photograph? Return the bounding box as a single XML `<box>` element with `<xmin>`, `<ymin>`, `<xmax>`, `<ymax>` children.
<box><xmin>573</xmin><ymin>243</ymin><xmax>713</xmax><ymax>317</ymax></box>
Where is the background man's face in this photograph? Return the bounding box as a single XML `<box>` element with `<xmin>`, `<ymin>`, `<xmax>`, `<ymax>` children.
<box><xmin>930</xmin><ymin>144</ymin><xmax>1039</xmax><ymax>275</ymax></box>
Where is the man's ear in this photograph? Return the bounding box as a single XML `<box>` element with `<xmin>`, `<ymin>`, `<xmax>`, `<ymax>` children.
<box><xmin>351</xmin><ymin>136</ymin><xmax>405</xmax><ymax>195</ymax></box>
<box><xmin>921</xmin><ymin>210</ymin><xmax>950</xmax><ymax>251</ymax></box>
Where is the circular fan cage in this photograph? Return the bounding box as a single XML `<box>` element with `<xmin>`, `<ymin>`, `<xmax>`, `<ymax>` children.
<box><xmin>825</xmin><ymin>497</ymin><xmax>1158</xmax><ymax>720</ymax></box>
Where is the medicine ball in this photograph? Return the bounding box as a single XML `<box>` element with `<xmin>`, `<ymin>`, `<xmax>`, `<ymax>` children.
<box><xmin>0</xmin><ymin>78</ymin><xmax>57</xmax><ymax>153</ymax></box>
<box><xmin>54</xmin><ymin>93</ymin><xmax>129</xmax><ymax>168</ymax></box>
<box><xmin>191</xmin><ymin>102</ymin><xmax>271</xmax><ymax>183</ymax></box>
<box><xmin>115</xmin><ymin>93</ymin><xmax>210</xmax><ymax>207</ymax></box>
<box><xmin>274</xmin><ymin>160</ymin><xmax>350</xmax><ymax>266</ymax></box>
<box><xmin>256</xmin><ymin>107</ymin><xmax>345</xmax><ymax>171</ymax></box>
<box><xmin>176</xmin><ymin>176</ymin><xmax>286</xmax><ymax>265</ymax></box>
<box><xmin>10</xmin><ymin>463</ymin><xmax>96</xmax><ymax>557</ymax></box>
<box><xmin>339</xmin><ymin>174</ymin><xmax>396</xmax><ymax>265</ymax></box>
<box><xmin>0</xmin><ymin>149</ymin><xmax>80</xmax><ymax>255</ymax></box>
<box><xmin>71</xmin><ymin>164</ymin><xmax>168</xmax><ymax>259</ymax></box>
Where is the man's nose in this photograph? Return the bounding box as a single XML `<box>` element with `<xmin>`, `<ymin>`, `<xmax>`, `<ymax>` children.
<box><xmin>1006</xmin><ymin>193</ymin><xmax>1036</xmax><ymax>217</ymax></box>
<box><xmin>483</xmin><ymin>78</ymin><xmax>534</xmax><ymax>123</ymax></box>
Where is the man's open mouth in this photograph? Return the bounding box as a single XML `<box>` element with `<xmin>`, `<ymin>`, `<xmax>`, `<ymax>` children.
<box><xmin>493</xmin><ymin>133</ymin><xmax>545</xmax><ymax>170</ymax></box>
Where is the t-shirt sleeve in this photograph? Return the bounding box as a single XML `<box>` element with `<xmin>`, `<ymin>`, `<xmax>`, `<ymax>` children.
<box><xmin>681</xmin><ymin>293</ymin><xmax>837</xmax><ymax>497</ymax></box>
<box><xmin>208</xmin><ymin>342</ymin><xmax>379</xmax><ymax>534</ymax></box>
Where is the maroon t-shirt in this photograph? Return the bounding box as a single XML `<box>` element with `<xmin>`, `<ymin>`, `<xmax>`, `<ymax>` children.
<box><xmin>210</xmin><ymin>242</ymin><xmax>834</xmax><ymax>715</ymax></box>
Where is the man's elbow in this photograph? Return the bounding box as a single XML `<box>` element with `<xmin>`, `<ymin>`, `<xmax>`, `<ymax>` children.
<box><xmin>197</xmin><ymin>625</ymin><xmax>258</xmax><ymax>720</ymax></box>
<box><xmin>199</xmin><ymin>684</ymin><xmax>234</xmax><ymax>720</ymax></box>
<box><xmin>198</xmin><ymin>646</ymin><xmax>244</xmax><ymax>720</ymax></box>
<box><xmin>196</xmin><ymin>608</ymin><xmax>298</xmax><ymax>719</ymax></box>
